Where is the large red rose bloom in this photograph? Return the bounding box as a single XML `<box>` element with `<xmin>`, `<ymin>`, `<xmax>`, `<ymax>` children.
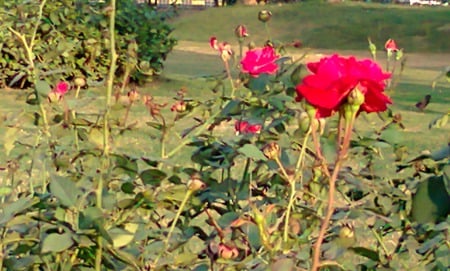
<box><xmin>295</xmin><ymin>55</ymin><xmax>392</xmax><ymax>118</ymax></box>
<box><xmin>241</xmin><ymin>46</ymin><xmax>279</xmax><ymax>77</ymax></box>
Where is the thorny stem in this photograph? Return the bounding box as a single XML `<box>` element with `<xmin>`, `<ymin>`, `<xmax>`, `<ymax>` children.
<box><xmin>153</xmin><ymin>189</ymin><xmax>194</xmax><ymax>267</ymax></box>
<box><xmin>223</xmin><ymin>60</ymin><xmax>236</xmax><ymax>98</ymax></box>
<box><xmin>284</xmin><ymin>130</ymin><xmax>311</xmax><ymax>243</ymax></box>
<box><xmin>311</xmin><ymin>110</ymin><xmax>357</xmax><ymax>271</ymax></box>
<box><xmin>96</xmin><ymin>1</ymin><xmax>117</xmax><ymax>270</ymax></box>
<box><xmin>7</xmin><ymin>0</ymin><xmax>49</xmax><ymax>135</ymax></box>
<box><xmin>103</xmin><ymin>0</ymin><xmax>118</xmax><ymax>156</ymax></box>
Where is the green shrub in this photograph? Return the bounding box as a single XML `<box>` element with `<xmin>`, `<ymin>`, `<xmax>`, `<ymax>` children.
<box><xmin>0</xmin><ymin>0</ymin><xmax>177</xmax><ymax>88</ymax></box>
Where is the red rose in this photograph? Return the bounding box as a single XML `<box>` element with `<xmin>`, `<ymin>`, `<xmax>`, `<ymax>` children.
<box><xmin>235</xmin><ymin>120</ymin><xmax>261</xmax><ymax>135</ymax></box>
<box><xmin>384</xmin><ymin>39</ymin><xmax>399</xmax><ymax>52</ymax></box>
<box><xmin>295</xmin><ymin>54</ymin><xmax>392</xmax><ymax>118</ymax></box>
<box><xmin>240</xmin><ymin>46</ymin><xmax>279</xmax><ymax>77</ymax></box>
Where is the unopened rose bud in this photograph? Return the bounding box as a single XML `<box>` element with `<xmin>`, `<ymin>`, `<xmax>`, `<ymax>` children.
<box><xmin>263</xmin><ymin>142</ymin><xmax>280</xmax><ymax>160</ymax></box>
<box><xmin>303</xmin><ymin>102</ymin><xmax>318</xmax><ymax>119</ymax></box>
<box><xmin>299</xmin><ymin>112</ymin><xmax>311</xmax><ymax>133</ymax></box>
<box><xmin>234</xmin><ymin>24</ymin><xmax>248</xmax><ymax>39</ymax></box>
<box><xmin>218</xmin><ymin>243</ymin><xmax>239</xmax><ymax>260</ymax></box>
<box><xmin>188</xmin><ymin>177</ymin><xmax>206</xmax><ymax>192</ymax></box>
<box><xmin>258</xmin><ymin>10</ymin><xmax>272</xmax><ymax>23</ymax></box>
<box><xmin>347</xmin><ymin>86</ymin><xmax>365</xmax><ymax>107</ymax></box>
<box><xmin>247</xmin><ymin>41</ymin><xmax>256</xmax><ymax>50</ymax></box>
<box><xmin>74</xmin><ymin>77</ymin><xmax>86</xmax><ymax>88</ymax></box>
<box><xmin>338</xmin><ymin>223</ymin><xmax>356</xmax><ymax>248</ymax></box>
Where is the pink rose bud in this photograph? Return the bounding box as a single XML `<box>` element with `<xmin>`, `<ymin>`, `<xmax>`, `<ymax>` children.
<box><xmin>384</xmin><ymin>39</ymin><xmax>399</xmax><ymax>52</ymax></box>
<box><xmin>234</xmin><ymin>24</ymin><xmax>248</xmax><ymax>38</ymax></box>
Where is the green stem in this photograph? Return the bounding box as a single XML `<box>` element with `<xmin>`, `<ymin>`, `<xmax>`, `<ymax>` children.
<box><xmin>8</xmin><ymin>0</ymin><xmax>49</xmax><ymax>134</ymax></box>
<box><xmin>223</xmin><ymin>60</ymin><xmax>236</xmax><ymax>98</ymax></box>
<box><xmin>285</xmin><ymin>131</ymin><xmax>311</xmax><ymax>243</ymax></box>
<box><xmin>294</xmin><ymin>129</ymin><xmax>311</xmax><ymax>181</ymax></box>
<box><xmin>264</xmin><ymin>22</ymin><xmax>271</xmax><ymax>42</ymax></box>
<box><xmin>75</xmin><ymin>86</ymin><xmax>81</xmax><ymax>99</ymax></box>
<box><xmin>153</xmin><ymin>189</ymin><xmax>194</xmax><ymax>267</ymax></box>
<box><xmin>370</xmin><ymin>227</ymin><xmax>390</xmax><ymax>258</ymax></box>
<box><xmin>103</xmin><ymin>0</ymin><xmax>118</xmax><ymax>156</ymax></box>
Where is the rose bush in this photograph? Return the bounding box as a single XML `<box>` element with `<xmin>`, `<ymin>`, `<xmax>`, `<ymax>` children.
<box><xmin>1</xmin><ymin>4</ymin><xmax>448</xmax><ymax>271</ymax></box>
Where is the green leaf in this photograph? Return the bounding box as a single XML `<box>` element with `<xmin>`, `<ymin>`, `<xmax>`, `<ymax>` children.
<box><xmin>349</xmin><ymin>247</ymin><xmax>380</xmax><ymax>261</ymax></box>
<box><xmin>380</xmin><ymin>125</ymin><xmax>402</xmax><ymax>145</ymax></box>
<box><xmin>139</xmin><ymin>169</ymin><xmax>167</xmax><ymax>185</ymax></box>
<box><xmin>41</xmin><ymin>232</ymin><xmax>74</xmax><ymax>253</ymax></box>
<box><xmin>238</xmin><ymin>144</ymin><xmax>267</xmax><ymax>161</ymax></box>
<box><xmin>36</xmin><ymin>80</ymin><xmax>51</xmax><ymax>97</ymax></box>
<box><xmin>108</xmin><ymin>227</ymin><xmax>135</xmax><ymax>248</ymax></box>
<box><xmin>268</xmin><ymin>94</ymin><xmax>293</xmax><ymax>111</ymax></box>
<box><xmin>219</xmin><ymin>99</ymin><xmax>242</xmax><ymax>117</ymax></box>
<box><xmin>217</xmin><ymin>212</ymin><xmax>240</xmax><ymax>229</ymax></box>
<box><xmin>113</xmin><ymin>154</ymin><xmax>138</xmax><ymax>179</ymax></box>
<box><xmin>411</xmin><ymin>175</ymin><xmax>450</xmax><ymax>223</ymax></box>
<box><xmin>0</xmin><ymin>197</ymin><xmax>38</xmax><ymax>225</ymax></box>
<box><xmin>49</xmin><ymin>176</ymin><xmax>80</xmax><ymax>208</ymax></box>
<box><xmin>247</xmin><ymin>73</ymin><xmax>270</xmax><ymax>93</ymax></box>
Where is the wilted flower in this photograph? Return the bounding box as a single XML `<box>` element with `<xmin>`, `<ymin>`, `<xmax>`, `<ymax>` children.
<box><xmin>170</xmin><ymin>101</ymin><xmax>186</xmax><ymax>113</ymax></box>
<box><xmin>258</xmin><ymin>10</ymin><xmax>272</xmax><ymax>23</ymax></box>
<box><xmin>210</xmin><ymin>36</ymin><xmax>233</xmax><ymax>62</ymax></box>
<box><xmin>234</xmin><ymin>24</ymin><xmax>248</xmax><ymax>39</ymax></box>
<box><xmin>240</xmin><ymin>46</ymin><xmax>279</xmax><ymax>77</ymax></box>
<box><xmin>263</xmin><ymin>142</ymin><xmax>280</xmax><ymax>160</ymax></box>
<box><xmin>235</xmin><ymin>120</ymin><xmax>261</xmax><ymax>135</ymax></box>
<box><xmin>127</xmin><ymin>89</ymin><xmax>139</xmax><ymax>103</ymax></box>
<box><xmin>218</xmin><ymin>243</ymin><xmax>239</xmax><ymax>260</ymax></box>
<box><xmin>295</xmin><ymin>54</ymin><xmax>392</xmax><ymax>118</ymax></box>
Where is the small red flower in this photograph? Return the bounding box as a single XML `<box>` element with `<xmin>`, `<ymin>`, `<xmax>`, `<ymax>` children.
<box><xmin>240</xmin><ymin>46</ymin><xmax>279</xmax><ymax>77</ymax></box>
<box><xmin>54</xmin><ymin>81</ymin><xmax>70</xmax><ymax>96</ymax></box>
<box><xmin>235</xmin><ymin>120</ymin><xmax>261</xmax><ymax>135</ymax></box>
<box><xmin>295</xmin><ymin>54</ymin><xmax>392</xmax><ymax>118</ymax></box>
<box><xmin>384</xmin><ymin>39</ymin><xmax>399</xmax><ymax>52</ymax></box>
<box><xmin>210</xmin><ymin>37</ymin><xmax>233</xmax><ymax>62</ymax></box>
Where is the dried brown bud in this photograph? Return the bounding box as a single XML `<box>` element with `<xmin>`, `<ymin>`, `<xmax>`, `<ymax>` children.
<box><xmin>263</xmin><ymin>142</ymin><xmax>280</xmax><ymax>160</ymax></box>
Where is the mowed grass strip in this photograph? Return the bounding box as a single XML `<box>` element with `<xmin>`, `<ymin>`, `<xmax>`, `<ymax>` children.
<box><xmin>170</xmin><ymin>2</ymin><xmax>450</xmax><ymax>53</ymax></box>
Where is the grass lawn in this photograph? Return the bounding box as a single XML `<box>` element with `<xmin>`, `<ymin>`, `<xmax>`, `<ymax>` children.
<box><xmin>170</xmin><ymin>2</ymin><xmax>450</xmax><ymax>52</ymax></box>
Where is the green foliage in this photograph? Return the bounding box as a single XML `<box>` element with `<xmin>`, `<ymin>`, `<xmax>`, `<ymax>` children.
<box><xmin>0</xmin><ymin>0</ymin><xmax>176</xmax><ymax>88</ymax></box>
